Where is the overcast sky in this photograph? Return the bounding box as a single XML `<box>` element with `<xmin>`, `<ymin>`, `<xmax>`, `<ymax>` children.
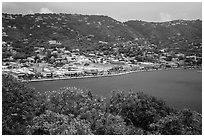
<box><xmin>2</xmin><ymin>2</ymin><xmax>202</xmax><ymax>22</ymax></box>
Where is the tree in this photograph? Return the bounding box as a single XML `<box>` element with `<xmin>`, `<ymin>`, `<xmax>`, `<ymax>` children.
<box><xmin>150</xmin><ymin>108</ymin><xmax>202</xmax><ymax>135</ymax></box>
<box><xmin>2</xmin><ymin>75</ymin><xmax>202</xmax><ymax>135</ymax></box>
<box><xmin>108</xmin><ymin>91</ymin><xmax>174</xmax><ymax>130</ymax></box>
<box><xmin>27</xmin><ymin>110</ymin><xmax>93</xmax><ymax>135</ymax></box>
<box><xmin>2</xmin><ymin>74</ymin><xmax>46</xmax><ymax>135</ymax></box>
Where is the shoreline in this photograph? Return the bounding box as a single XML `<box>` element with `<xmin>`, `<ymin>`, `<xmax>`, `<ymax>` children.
<box><xmin>24</xmin><ymin>67</ymin><xmax>200</xmax><ymax>83</ymax></box>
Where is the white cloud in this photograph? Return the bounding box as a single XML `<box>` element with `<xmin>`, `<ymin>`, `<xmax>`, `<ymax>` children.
<box><xmin>159</xmin><ymin>12</ymin><xmax>172</xmax><ymax>22</ymax></box>
<box><xmin>28</xmin><ymin>10</ymin><xmax>34</xmax><ymax>14</ymax></box>
<box><xmin>40</xmin><ymin>8</ymin><xmax>53</xmax><ymax>14</ymax></box>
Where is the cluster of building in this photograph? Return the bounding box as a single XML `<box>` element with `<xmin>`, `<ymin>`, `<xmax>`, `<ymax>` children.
<box><xmin>2</xmin><ymin>13</ymin><xmax>202</xmax><ymax>81</ymax></box>
<box><xmin>3</xmin><ymin>42</ymin><xmax>198</xmax><ymax>81</ymax></box>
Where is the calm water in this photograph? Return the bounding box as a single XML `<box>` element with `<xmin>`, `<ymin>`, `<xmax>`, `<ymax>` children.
<box><xmin>30</xmin><ymin>69</ymin><xmax>202</xmax><ymax>113</ymax></box>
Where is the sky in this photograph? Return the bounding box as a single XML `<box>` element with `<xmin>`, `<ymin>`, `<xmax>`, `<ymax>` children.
<box><xmin>2</xmin><ymin>2</ymin><xmax>202</xmax><ymax>22</ymax></box>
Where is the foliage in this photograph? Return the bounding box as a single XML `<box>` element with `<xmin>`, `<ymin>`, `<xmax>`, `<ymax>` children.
<box><xmin>2</xmin><ymin>75</ymin><xmax>202</xmax><ymax>135</ymax></box>
<box><xmin>42</xmin><ymin>87</ymin><xmax>107</xmax><ymax>116</ymax></box>
<box><xmin>26</xmin><ymin>110</ymin><xmax>93</xmax><ymax>135</ymax></box>
<box><xmin>150</xmin><ymin>108</ymin><xmax>202</xmax><ymax>135</ymax></box>
<box><xmin>150</xmin><ymin>114</ymin><xmax>184</xmax><ymax>135</ymax></box>
<box><xmin>2</xmin><ymin>74</ymin><xmax>46</xmax><ymax>135</ymax></box>
<box><xmin>38</xmin><ymin>87</ymin><xmax>147</xmax><ymax>135</ymax></box>
<box><xmin>2</xmin><ymin>13</ymin><xmax>202</xmax><ymax>56</ymax></box>
<box><xmin>108</xmin><ymin>91</ymin><xmax>174</xmax><ymax>130</ymax></box>
<box><xmin>93</xmin><ymin>113</ymin><xmax>128</xmax><ymax>135</ymax></box>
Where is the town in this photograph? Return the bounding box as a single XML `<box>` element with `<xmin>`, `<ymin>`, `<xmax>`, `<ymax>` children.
<box><xmin>2</xmin><ymin>3</ymin><xmax>202</xmax><ymax>135</ymax></box>
<box><xmin>2</xmin><ymin>13</ymin><xmax>202</xmax><ymax>81</ymax></box>
<box><xmin>2</xmin><ymin>39</ymin><xmax>202</xmax><ymax>82</ymax></box>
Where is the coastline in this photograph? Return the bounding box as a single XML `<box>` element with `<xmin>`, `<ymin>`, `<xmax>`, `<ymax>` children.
<box><xmin>28</xmin><ymin>66</ymin><xmax>202</xmax><ymax>113</ymax></box>
<box><xmin>24</xmin><ymin>67</ymin><xmax>199</xmax><ymax>83</ymax></box>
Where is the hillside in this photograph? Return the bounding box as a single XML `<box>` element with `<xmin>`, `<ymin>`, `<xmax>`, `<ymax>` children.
<box><xmin>125</xmin><ymin>20</ymin><xmax>202</xmax><ymax>54</ymax></box>
<box><xmin>2</xmin><ymin>13</ymin><xmax>202</xmax><ymax>57</ymax></box>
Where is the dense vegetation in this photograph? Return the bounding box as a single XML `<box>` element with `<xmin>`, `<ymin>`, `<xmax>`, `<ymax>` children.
<box><xmin>2</xmin><ymin>13</ymin><xmax>202</xmax><ymax>57</ymax></box>
<box><xmin>2</xmin><ymin>74</ymin><xmax>202</xmax><ymax>135</ymax></box>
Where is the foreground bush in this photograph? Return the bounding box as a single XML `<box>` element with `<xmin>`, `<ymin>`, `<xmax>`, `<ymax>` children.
<box><xmin>27</xmin><ymin>110</ymin><xmax>93</xmax><ymax>135</ymax></box>
<box><xmin>2</xmin><ymin>74</ymin><xmax>202</xmax><ymax>135</ymax></box>
<box><xmin>150</xmin><ymin>108</ymin><xmax>202</xmax><ymax>135</ymax></box>
<box><xmin>108</xmin><ymin>91</ymin><xmax>174</xmax><ymax>130</ymax></box>
<box><xmin>39</xmin><ymin>87</ymin><xmax>130</xmax><ymax>135</ymax></box>
<box><xmin>2</xmin><ymin>74</ymin><xmax>45</xmax><ymax>135</ymax></box>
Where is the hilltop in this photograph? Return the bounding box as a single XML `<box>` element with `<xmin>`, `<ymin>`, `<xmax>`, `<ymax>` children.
<box><xmin>2</xmin><ymin>13</ymin><xmax>202</xmax><ymax>58</ymax></box>
<box><xmin>125</xmin><ymin>20</ymin><xmax>201</xmax><ymax>53</ymax></box>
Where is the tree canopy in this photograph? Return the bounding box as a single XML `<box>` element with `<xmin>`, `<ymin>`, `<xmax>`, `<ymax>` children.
<box><xmin>2</xmin><ymin>74</ymin><xmax>202</xmax><ymax>135</ymax></box>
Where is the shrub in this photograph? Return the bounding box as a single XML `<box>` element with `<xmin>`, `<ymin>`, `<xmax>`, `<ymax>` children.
<box><xmin>43</xmin><ymin>87</ymin><xmax>107</xmax><ymax>116</ymax></box>
<box><xmin>40</xmin><ymin>87</ymin><xmax>109</xmax><ymax>134</ymax></box>
<box><xmin>150</xmin><ymin>108</ymin><xmax>202</xmax><ymax>135</ymax></box>
<box><xmin>2</xmin><ymin>74</ymin><xmax>45</xmax><ymax>135</ymax></box>
<box><xmin>94</xmin><ymin>113</ymin><xmax>128</xmax><ymax>135</ymax></box>
<box><xmin>150</xmin><ymin>114</ymin><xmax>183</xmax><ymax>135</ymax></box>
<box><xmin>27</xmin><ymin>110</ymin><xmax>93</xmax><ymax>135</ymax></box>
<box><xmin>179</xmin><ymin>108</ymin><xmax>202</xmax><ymax>134</ymax></box>
<box><xmin>108</xmin><ymin>91</ymin><xmax>174</xmax><ymax>130</ymax></box>
<box><xmin>2</xmin><ymin>75</ymin><xmax>202</xmax><ymax>135</ymax></box>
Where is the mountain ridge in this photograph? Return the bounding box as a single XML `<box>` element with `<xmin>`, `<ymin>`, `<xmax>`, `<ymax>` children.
<box><xmin>2</xmin><ymin>13</ymin><xmax>202</xmax><ymax>58</ymax></box>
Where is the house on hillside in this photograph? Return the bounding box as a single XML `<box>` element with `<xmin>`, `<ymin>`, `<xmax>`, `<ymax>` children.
<box><xmin>48</xmin><ymin>40</ymin><xmax>62</xmax><ymax>45</ymax></box>
<box><xmin>27</xmin><ymin>57</ymin><xmax>35</xmax><ymax>63</ymax></box>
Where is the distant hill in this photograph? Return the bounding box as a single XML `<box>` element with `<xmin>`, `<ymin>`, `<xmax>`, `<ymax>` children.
<box><xmin>2</xmin><ymin>13</ymin><xmax>202</xmax><ymax>56</ymax></box>
<box><xmin>125</xmin><ymin>20</ymin><xmax>202</xmax><ymax>50</ymax></box>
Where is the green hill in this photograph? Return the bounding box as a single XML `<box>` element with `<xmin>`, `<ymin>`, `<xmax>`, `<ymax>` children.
<box><xmin>2</xmin><ymin>13</ymin><xmax>202</xmax><ymax>57</ymax></box>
